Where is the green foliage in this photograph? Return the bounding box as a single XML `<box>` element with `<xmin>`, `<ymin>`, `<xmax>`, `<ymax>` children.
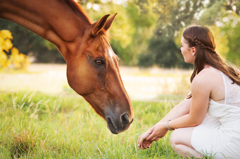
<box><xmin>222</xmin><ymin>16</ymin><xmax>240</xmax><ymax>65</ymax></box>
<box><xmin>138</xmin><ymin>38</ymin><xmax>191</xmax><ymax>68</ymax></box>
<box><xmin>138</xmin><ymin>0</ymin><xmax>204</xmax><ymax>68</ymax></box>
<box><xmin>199</xmin><ymin>0</ymin><xmax>225</xmax><ymax>26</ymax></box>
<box><xmin>222</xmin><ymin>0</ymin><xmax>240</xmax><ymax>15</ymax></box>
<box><xmin>0</xmin><ymin>19</ymin><xmax>65</xmax><ymax>63</ymax></box>
<box><xmin>198</xmin><ymin>0</ymin><xmax>240</xmax><ymax>65</ymax></box>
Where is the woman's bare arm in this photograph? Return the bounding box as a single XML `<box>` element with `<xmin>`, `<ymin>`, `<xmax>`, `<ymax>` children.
<box><xmin>160</xmin><ymin>97</ymin><xmax>192</xmax><ymax>122</ymax></box>
<box><xmin>168</xmin><ymin>71</ymin><xmax>212</xmax><ymax>129</ymax></box>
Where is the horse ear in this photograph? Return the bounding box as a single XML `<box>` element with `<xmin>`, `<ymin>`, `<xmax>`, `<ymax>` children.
<box><xmin>104</xmin><ymin>13</ymin><xmax>117</xmax><ymax>31</ymax></box>
<box><xmin>92</xmin><ymin>14</ymin><xmax>110</xmax><ymax>36</ymax></box>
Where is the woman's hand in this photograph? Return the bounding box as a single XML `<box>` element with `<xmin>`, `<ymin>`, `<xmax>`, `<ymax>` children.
<box><xmin>137</xmin><ymin>122</ymin><xmax>169</xmax><ymax>149</ymax></box>
<box><xmin>146</xmin><ymin>122</ymin><xmax>168</xmax><ymax>142</ymax></box>
<box><xmin>137</xmin><ymin>129</ymin><xmax>153</xmax><ymax>149</ymax></box>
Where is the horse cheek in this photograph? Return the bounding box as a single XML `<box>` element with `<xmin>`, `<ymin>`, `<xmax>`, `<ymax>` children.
<box><xmin>67</xmin><ymin>57</ymin><xmax>95</xmax><ymax>95</ymax></box>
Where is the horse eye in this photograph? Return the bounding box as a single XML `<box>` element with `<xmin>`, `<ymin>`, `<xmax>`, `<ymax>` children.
<box><xmin>95</xmin><ymin>59</ymin><xmax>105</xmax><ymax>65</ymax></box>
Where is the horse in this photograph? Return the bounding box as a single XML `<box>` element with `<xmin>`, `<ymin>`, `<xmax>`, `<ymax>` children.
<box><xmin>0</xmin><ymin>0</ymin><xmax>134</xmax><ymax>134</ymax></box>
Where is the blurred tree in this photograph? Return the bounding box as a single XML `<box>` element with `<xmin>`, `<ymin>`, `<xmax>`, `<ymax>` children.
<box><xmin>199</xmin><ymin>0</ymin><xmax>240</xmax><ymax>66</ymax></box>
<box><xmin>79</xmin><ymin>0</ymin><xmax>102</xmax><ymax>5</ymax></box>
<box><xmin>198</xmin><ymin>0</ymin><xmax>224</xmax><ymax>26</ymax></box>
<box><xmin>138</xmin><ymin>0</ymin><xmax>205</xmax><ymax>68</ymax></box>
<box><xmin>221</xmin><ymin>15</ymin><xmax>240</xmax><ymax>65</ymax></box>
<box><xmin>224</xmin><ymin>0</ymin><xmax>240</xmax><ymax>15</ymax></box>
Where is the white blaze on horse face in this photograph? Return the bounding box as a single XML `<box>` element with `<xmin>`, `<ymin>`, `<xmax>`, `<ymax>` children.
<box><xmin>106</xmin><ymin>41</ymin><xmax>114</xmax><ymax>61</ymax></box>
<box><xmin>108</xmin><ymin>48</ymin><xmax>114</xmax><ymax>59</ymax></box>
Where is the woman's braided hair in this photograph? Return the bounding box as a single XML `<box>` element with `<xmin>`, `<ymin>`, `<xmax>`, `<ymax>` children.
<box><xmin>193</xmin><ymin>38</ymin><xmax>216</xmax><ymax>54</ymax></box>
<box><xmin>183</xmin><ymin>26</ymin><xmax>240</xmax><ymax>99</ymax></box>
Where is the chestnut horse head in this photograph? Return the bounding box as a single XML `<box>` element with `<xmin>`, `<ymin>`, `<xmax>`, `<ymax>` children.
<box><xmin>66</xmin><ymin>14</ymin><xmax>134</xmax><ymax>134</ymax></box>
<box><xmin>0</xmin><ymin>0</ymin><xmax>134</xmax><ymax>134</ymax></box>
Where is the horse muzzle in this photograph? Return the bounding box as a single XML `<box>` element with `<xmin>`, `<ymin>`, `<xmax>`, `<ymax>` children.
<box><xmin>106</xmin><ymin>113</ymin><xmax>134</xmax><ymax>134</ymax></box>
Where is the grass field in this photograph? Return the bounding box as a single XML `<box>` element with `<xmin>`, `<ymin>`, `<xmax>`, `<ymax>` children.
<box><xmin>0</xmin><ymin>91</ymin><xmax>185</xmax><ymax>159</ymax></box>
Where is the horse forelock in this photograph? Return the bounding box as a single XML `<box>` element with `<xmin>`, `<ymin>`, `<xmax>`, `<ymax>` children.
<box><xmin>96</xmin><ymin>34</ymin><xmax>112</xmax><ymax>52</ymax></box>
<box><xmin>94</xmin><ymin>30</ymin><xmax>109</xmax><ymax>40</ymax></box>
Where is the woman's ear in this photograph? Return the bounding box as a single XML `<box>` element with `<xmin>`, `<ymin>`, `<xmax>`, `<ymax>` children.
<box><xmin>192</xmin><ymin>47</ymin><xmax>196</xmax><ymax>56</ymax></box>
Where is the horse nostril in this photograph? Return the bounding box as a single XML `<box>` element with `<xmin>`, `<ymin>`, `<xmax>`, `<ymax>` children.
<box><xmin>121</xmin><ymin>113</ymin><xmax>129</xmax><ymax>125</ymax></box>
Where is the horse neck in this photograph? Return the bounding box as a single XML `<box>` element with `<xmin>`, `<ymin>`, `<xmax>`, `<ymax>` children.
<box><xmin>0</xmin><ymin>0</ymin><xmax>91</xmax><ymax>60</ymax></box>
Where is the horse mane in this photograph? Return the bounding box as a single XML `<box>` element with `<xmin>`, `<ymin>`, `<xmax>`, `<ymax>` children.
<box><xmin>64</xmin><ymin>0</ymin><xmax>110</xmax><ymax>41</ymax></box>
<box><xmin>64</xmin><ymin>0</ymin><xmax>92</xmax><ymax>25</ymax></box>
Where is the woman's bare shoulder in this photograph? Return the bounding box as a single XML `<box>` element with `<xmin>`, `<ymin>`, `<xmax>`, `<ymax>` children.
<box><xmin>194</xmin><ymin>68</ymin><xmax>216</xmax><ymax>81</ymax></box>
<box><xmin>191</xmin><ymin>68</ymin><xmax>220</xmax><ymax>91</ymax></box>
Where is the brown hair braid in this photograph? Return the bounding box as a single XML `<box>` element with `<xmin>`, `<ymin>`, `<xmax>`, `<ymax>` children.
<box><xmin>193</xmin><ymin>38</ymin><xmax>216</xmax><ymax>54</ymax></box>
<box><xmin>183</xmin><ymin>26</ymin><xmax>240</xmax><ymax>99</ymax></box>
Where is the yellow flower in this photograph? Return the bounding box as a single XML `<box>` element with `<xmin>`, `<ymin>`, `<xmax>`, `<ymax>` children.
<box><xmin>0</xmin><ymin>30</ymin><xmax>31</xmax><ymax>70</ymax></box>
<box><xmin>11</xmin><ymin>47</ymin><xmax>20</xmax><ymax>56</ymax></box>
<box><xmin>0</xmin><ymin>51</ymin><xmax>8</xmax><ymax>67</ymax></box>
<box><xmin>0</xmin><ymin>30</ymin><xmax>13</xmax><ymax>39</ymax></box>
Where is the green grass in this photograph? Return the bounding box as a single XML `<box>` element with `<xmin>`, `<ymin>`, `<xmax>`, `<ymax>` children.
<box><xmin>0</xmin><ymin>91</ymin><xmax>203</xmax><ymax>158</ymax></box>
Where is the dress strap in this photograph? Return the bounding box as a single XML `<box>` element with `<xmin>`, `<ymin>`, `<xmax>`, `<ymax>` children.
<box><xmin>208</xmin><ymin>66</ymin><xmax>226</xmax><ymax>104</ymax></box>
<box><xmin>219</xmin><ymin>71</ymin><xmax>227</xmax><ymax>104</ymax></box>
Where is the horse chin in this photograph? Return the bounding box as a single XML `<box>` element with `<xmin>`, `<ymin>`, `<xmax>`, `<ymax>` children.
<box><xmin>81</xmin><ymin>94</ymin><xmax>133</xmax><ymax>134</ymax></box>
<box><xmin>106</xmin><ymin>117</ymin><xmax>131</xmax><ymax>134</ymax></box>
<box><xmin>107</xmin><ymin>117</ymin><xmax>118</xmax><ymax>134</ymax></box>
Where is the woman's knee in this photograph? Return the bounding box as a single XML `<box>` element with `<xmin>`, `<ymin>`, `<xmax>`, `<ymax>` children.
<box><xmin>170</xmin><ymin>129</ymin><xmax>179</xmax><ymax>148</ymax></box>
<box><xmin>170</xmin><ymin>128</ymin><xmax>194</xmax><ymax>149</ymax></box>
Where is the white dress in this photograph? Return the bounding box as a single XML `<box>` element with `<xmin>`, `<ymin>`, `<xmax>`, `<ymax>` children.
<box><xmin>191</xmin><ymin>68</ymin><xmax>240</xmax><ymax>158</ymax></box>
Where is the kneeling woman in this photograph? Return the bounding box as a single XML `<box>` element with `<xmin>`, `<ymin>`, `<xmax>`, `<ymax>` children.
<box><xmin>137</xmin><ymin>26</ymin><xmax>240</xmax><ymax>158</ymax></box>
